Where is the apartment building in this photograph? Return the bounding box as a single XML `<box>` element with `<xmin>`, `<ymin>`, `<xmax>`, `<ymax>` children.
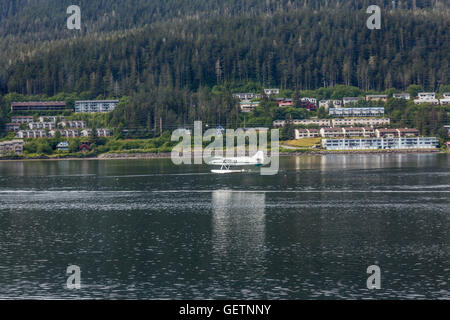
<box><xmin>329</xmin><ymin>107</ymin><xmax>385</xmax><ymax>117</ymax></box>
<box><xmin>60</xmin><ymin>121</ymin><xmax>87</xmax><ymax>129</ymax></box>
<box><xmin>16</xmin><ymin>130</ymin><xmax>47</xmax><ymax>138</ymax></box>
<box><xmin>0</xmin><ymin>140</ymin><xmax>24</xmax><ymax>155</ymax></box>
<box><xmin>414</xmin><ymin>92</ymin><xmax>439</xmax><ymax>105</ymax></box>
<box><xmin>28</xmin><ymin>122</ymin><xmax>56</xmax><ymax>130</ymax></box>
<box><xmin>49</xmin><ymin>130</ymin><xmax>79</xmax><ymax>138</ymax></box>
<box><xmin>75</xmin><ymin>100</ymin><xmax>119</xmax><ymax>113</ymax></box>
<box><xmin>322</xmin><ymin>137</ymin><xmax>438</xmax><ymax>150</ymax></box>
<box><xmin>332</xmin><ymin>118</ymin><xmax>390</xmax><ymax>127</ymax></box>
<box><xmin>366</xmin><ymin>95</ymin><xmax>388</xmax><ymax>102</ymax></box>
<box><xmin>11</xmin><ymin>101</ymin><xmax>67</xmax><ymax>112</ymax></box>
<box><xmin>393</xmin><ymin>93</ymin><xmax>411</xmax><ymax>100</ymax></box>
<box><xmin>81</xmin><ymin>129</ymin><xmax>111</xmax><ymax>137</ymax></box>
<box><xmin>11</xmin><ymin>116</ymin><xmax>34</xmax><ymax>124</ymax></box>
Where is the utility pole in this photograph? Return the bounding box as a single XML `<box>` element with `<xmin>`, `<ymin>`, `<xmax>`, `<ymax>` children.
<box><xmin>160</xmin><ymin>117</ymin><xmax>162</xmax><ymax>136</ymax></box>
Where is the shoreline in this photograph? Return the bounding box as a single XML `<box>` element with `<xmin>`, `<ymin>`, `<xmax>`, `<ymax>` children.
<box><xmin>0</xmin><ymin>149</ymin><xmax>444</xmax><ymax>161</ymax></box>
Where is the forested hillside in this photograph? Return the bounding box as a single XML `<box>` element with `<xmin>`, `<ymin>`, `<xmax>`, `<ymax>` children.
<box><xmin>0</xmin><ymin>0</ymin><xmax>448</xmax><ymax>135</ymax></box>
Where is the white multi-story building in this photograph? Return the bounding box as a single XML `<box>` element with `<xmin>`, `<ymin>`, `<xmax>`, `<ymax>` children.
<box><xmin>75</xmin><ymin>100</ymin><xmax>119</xmax><ymax>113</ymax></box>
<box><xmin>16</xmin><ymin>130</ymin><xmax>47</xmax><ymax>138</ymax></box>
<box><xmin>414</xmin><ymin>92</ymin><xmax>439</xmax><ymax>105</ymax></box>
<box><xmin>329</xmin><ymin>107</ymin><xmax>384</xmax><ymax>117</ymax></box>
<box><xmin>273</xmin><ymin>119</ymin><xmax>331</xmax><ymax>127</ymax></box>
<box><xmin>28</xmin><ymin>122</ymin><xmax>56</xmax><ymax>130</ymax></box>
<box><xmin>295</xmin><ymin>129</ymin><xmax>320</xmax><ymax>139</ymax></box>
<box><xmin>439</xmin><ymin>93</ymin><xmax>450</xmax><ymax>105</ymax></box>
<box><xmin>49</xmin><ymin>130</ymin><xmax>79</xmax><ymax>138</ymax></box>
<box><xmin>332</xmin><ymin>118</ymin><xmax>390</xmax><ymax>127</ymax></box>
<box><xmin>264</xmin><ymin>88</ymin><xmax>280</xmax><ymax>96</ymax></box>
<box><xmin>60</xmin><ymin>121</ymin><xmax>87</xmax><ymax>129</ymax></box>
<box><xmin>393</xmin><ymin>93</ymin><xmax>411</xmax><ymax>100</ymax></box>
<box><xmin>38</xmin><ymin>116</ymin><xmax>65</xmax><ymax>123</ymax></box>
<box><xmin>11</xmin><ymin>116</ymin><xmax>34</xmax><ymax>124</ymax></box>
<box><xmin>233</xmin><ymin>93</ymin><xmax>261</xmax><ymax>101</ymax></box>
<box><xmin>322</xmin><ymin>137</ymin><xmax>438</xmax><ymax>150</ymax></box>
<box><xmin>81</xmin><ymin>129</ymin><xmax>111</xmax><ymax>137</ymax></box>
<box><xmin>342</xmin><ymin>97</ymin><xmax>360</xmax><ymax>105</ymax></box>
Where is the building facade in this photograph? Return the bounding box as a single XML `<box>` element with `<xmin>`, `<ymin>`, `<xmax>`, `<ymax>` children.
<box><xmin>11</xmin><ymin>101</ymin><xmax>67</xmax><ymax>112</ymax></box>
<box><xmin>329</xmin><ymin>107</ymin><xmax>384</xmax><ymax>117</ymax></box>
<box><xmin>16</xmin><ymin>130</ymin><xmax>47</xmax><ymax>138</ymax></box>
<box><xmin>332</xmin><ymin>118</ymin><xmax>390</xmax><ymax>127</ymax></box>
<box><xmin>75</xmin><ymin>100</ymin><xmax>119</xmax><ymax>113</ymax></box>
<box><xmin>0</xmin><ymin>140</ymin><xmax>24</xmax><ymax>155</ymax></box>
<box><xmin>322</xmin><ymin>137</ymin><xmax>438</xmax><ymax>150</ymax></box>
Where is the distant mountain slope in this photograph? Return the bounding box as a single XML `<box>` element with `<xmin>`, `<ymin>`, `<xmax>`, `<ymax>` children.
<box><xmin>0</xmin><ymin>0</ymin><xmax>448</xmax><ymax>98</ymax></box>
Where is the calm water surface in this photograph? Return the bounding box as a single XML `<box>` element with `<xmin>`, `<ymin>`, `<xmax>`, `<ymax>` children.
<box><xmin>0</xmin><ymin>154</ymin><xmax>449</xmax><ymax>299</ymax></box>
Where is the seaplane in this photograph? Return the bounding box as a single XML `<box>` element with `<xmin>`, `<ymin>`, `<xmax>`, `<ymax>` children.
<box><xmin>208</xmin><ymin>151</ymin><xmax>264</xmax><ymax>174</ymax></box>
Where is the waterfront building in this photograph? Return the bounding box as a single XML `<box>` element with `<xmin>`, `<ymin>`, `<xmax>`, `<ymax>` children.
<box><xmin>74</xmin><ymin>100</ymin><xmax>119</xmax><ymax>113</ymax></box>
<box><xmin>329</xmin><ymin>107</ymin><xmax>384</xmax><ymax>117</ymax></box>
<box><xmin>0</xmin><ymin>140</ymin><xmax>24</xmax><ymax>155</ymax></box>
<box><xmin>332</xmin><ymin>118</ymin><xmax>390</xmax><ymax>127</ymax></box>
<box><xmin>16</xmin><ymin>130</ymin><xmax>47</xmax><ymax>138</ymax></box>
<box><xmin>322</xmin><ymin>137</ymin><xmax>438</xmax><ymax>150</ymax></box>
<box><xmin>11</xmin><ymin>101</ymin><xmax>67</xmax><ymax>112</ymax></box>
<box><xmin>57</xmin><ymin>142</ymin><xmax>70</xmax><ymax>151</ymax></box>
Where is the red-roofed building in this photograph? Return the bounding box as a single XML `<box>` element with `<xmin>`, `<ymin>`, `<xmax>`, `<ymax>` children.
<box><xmin>11</xmin><ymin>101</ymin><xmax>68</xmax><ymax>112</ymax></box>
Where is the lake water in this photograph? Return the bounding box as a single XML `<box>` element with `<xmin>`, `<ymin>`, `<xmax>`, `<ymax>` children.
<box><xmin>0</xmin><ymin>154</ymin><xmax>448</xmax><ymax>299</ymax></box>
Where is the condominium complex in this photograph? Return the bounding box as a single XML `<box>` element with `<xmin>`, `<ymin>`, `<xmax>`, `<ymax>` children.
<box><xmin>16</xmin><ymin>130</ymin><xmax>47</xmax><ymax>138</ymax></box>
<box><xmin>11</xmin><ymin>101</ymin><xmax>67</xmax><ymax>112</ymax></box>
<box><xmin>322</xmin><ymin>137</ymin><xmax>438</xmax><ymax>150</ymax></box>
<box><xmin>0</xmin><ymin>140</ymin><xmax>24</xmax><ymax>155</ymax></box>
<box><xmin>332</xmin><ymin>118</ymin><xmax>390</xmax><ymax>127</ymax></box>
<box><xmin>329</xmin><ymin>107</ymin><xmax>385</xmax><ymax>117</ymax></box>
<box><xmin>75</xmin><ymin>100</ymin><xmax>119</xmax><ymax>113</ymax></box>
<box><xmin>28</xmin><ymin>122</ymin><xmax>56</xmax><ymax>130</ymax></box>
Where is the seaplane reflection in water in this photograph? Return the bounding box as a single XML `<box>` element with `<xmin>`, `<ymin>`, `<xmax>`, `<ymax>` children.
<box><xmin>208</xmin><ymin>151</ymin><xmax>264</xmax><ymax>174</ymax></box>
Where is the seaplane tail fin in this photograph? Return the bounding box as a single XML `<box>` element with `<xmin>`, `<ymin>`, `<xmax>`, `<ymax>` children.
<box><xmin>252</xmin><ymin>150</ymin><xmax>264</xmax><ymax>163</ymax></box>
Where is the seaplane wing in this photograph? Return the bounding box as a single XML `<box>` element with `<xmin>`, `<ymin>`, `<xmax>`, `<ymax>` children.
<box><xmin>209</xmin><ymin>151</ymin><xmax>264</xmax><ymax>173</ymax></box>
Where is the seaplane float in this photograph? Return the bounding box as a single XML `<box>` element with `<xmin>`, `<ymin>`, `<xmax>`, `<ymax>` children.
<box><xmin>208</xmin><ymin>151</ymin><xmax>264</xmax><ymax>174</ymax></box>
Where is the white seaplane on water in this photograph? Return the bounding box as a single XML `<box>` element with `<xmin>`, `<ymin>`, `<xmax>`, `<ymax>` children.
<box><xmin>208</xmin><ymin>151</ymin><xmax>264</xmax><ymax>174</ymax></box>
